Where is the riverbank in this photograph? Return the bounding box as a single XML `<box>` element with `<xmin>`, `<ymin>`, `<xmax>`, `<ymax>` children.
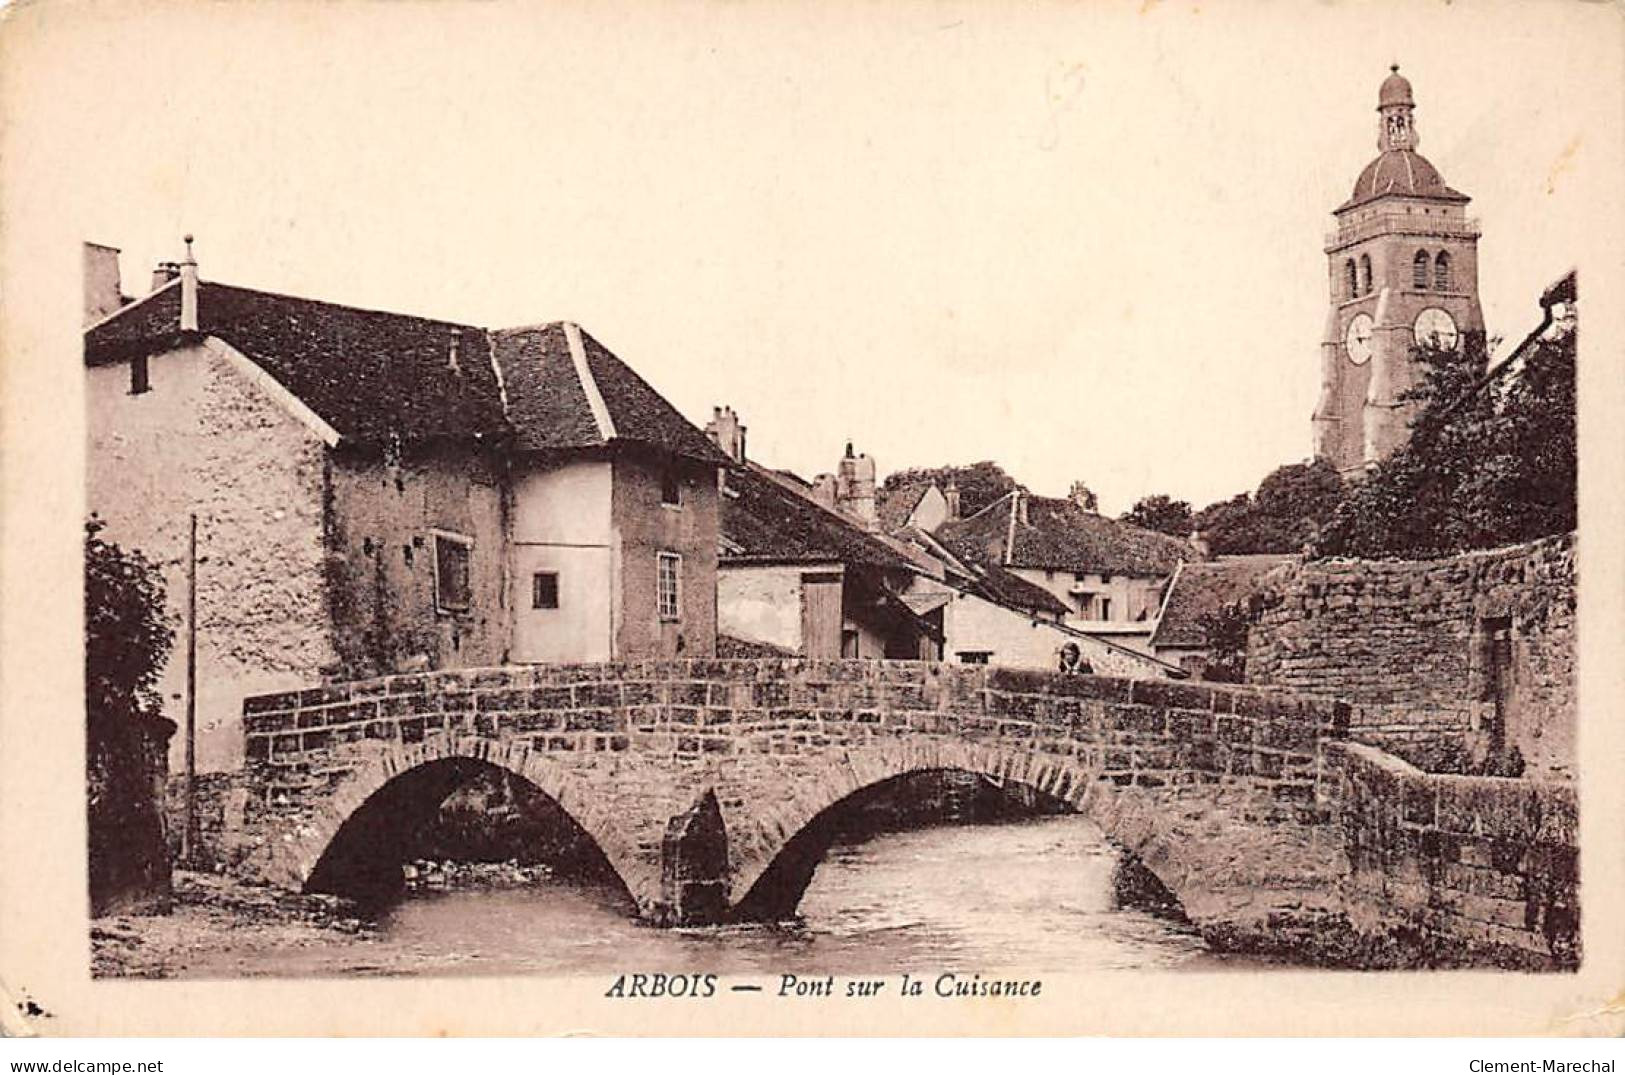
<box><xmin>92</xmin><ymin>871</ymin><xmax>377</xmax><ymax>979</ymax></box>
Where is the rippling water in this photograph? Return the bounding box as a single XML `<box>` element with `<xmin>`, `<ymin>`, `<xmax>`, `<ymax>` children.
<box><xmin>202</xmin><ymin>815</ymin><xmax>1213</xmax><ymax>978</ymax></box>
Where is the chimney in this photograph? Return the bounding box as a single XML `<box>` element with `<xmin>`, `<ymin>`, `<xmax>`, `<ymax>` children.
<box><xmin>83</xmin><ymin>242</ymin><xmax>123</xmax><ymax>324</ymax></box>
<box><xmin>150</xmin><ymin>261</ymin><xmax>181</xmax><ymax>292</ymax></box>
<box><xmin>1190</xmin><ymin>528</ymin><xmax>1212</xmax><ymax>561</ymax></box>
<box><xmin>179</xmin><ymin>234</ymin><xmax>199</xmax><ymax>333</ymax></box>
<box><xmin>811</xmin><ymin>473</ymin><xmax>837</xmax><ymax>509</ymax></box>
<box><xmin>447</xmin><ymin>327</ymin><xmax>462</xmax><ymax>374</ymax></box>
<box><xmin>835</xmin><ymin>442</ymin><xmax>878</xmax><ymax>530</ymax></box>
<box><xmin>944</xmin><ymin>479</ymin><xmax>961</xmax><ymax>521</ymax></box>
<box><xmin>704</xmin><ymin>405</ymin><xmax>747</xmax><ymax>464</ymax></box>
<box><xmin>1015</xmin><ymin>490</ymin><xmax>1029</xmax><ymax>527</ymax></box>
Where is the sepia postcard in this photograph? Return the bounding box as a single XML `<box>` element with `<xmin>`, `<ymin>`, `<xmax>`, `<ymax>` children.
<box><xmin>1</xmin><ymin>0</ymin><xmax>1623</xmax><ymax>1039</ymax></box>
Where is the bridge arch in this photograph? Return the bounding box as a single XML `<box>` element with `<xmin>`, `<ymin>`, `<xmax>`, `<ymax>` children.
<box><xmin>725</xmin><ymin>741</ymin><xmax>1186</xmax><ymax>922</ymax></box>
<box><xmin>263</xmin><ymin>734</ymin><xmax>658</xmax><ymax>910</ymax></box>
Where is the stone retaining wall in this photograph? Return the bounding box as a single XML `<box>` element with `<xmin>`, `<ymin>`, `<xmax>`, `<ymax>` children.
<box><xmin>1247</xmin><ymin>535</ymin><xmax>1575</xmax><ymax>778</ymax></box>
<box><xmin>1322</xmin><ymin>741</ymin><xmax>1578</xmax><ymax>969</ymax></box>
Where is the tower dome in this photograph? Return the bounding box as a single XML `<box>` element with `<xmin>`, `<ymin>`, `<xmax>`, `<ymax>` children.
<box><xmin>1377</xmin><ymin>64</ymin><xmax>1413</xmax><ymax>108</ymax></box>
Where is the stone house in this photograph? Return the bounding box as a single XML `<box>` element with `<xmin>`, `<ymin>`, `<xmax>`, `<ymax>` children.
<box><xmin>708</xmin><ymin>417</ymin><xmax>939</xmax><ymax>660</ymax></box>
<box><xmin>709</xmin><ymin>416</ymin><xmax>1179</xmax><ymax>677</ymax></box>
<box><xmin>84</xmin><ymin>241</ymin><xmax>726</xmax><ymax>770</ymax></box>
<box><xmin>934</xmin><ymin>487</ymin><xmax>1191</xmax><ymax>652</ymax></box>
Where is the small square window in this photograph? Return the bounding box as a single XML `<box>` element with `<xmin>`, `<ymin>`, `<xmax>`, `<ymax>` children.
<box><xmin>657</xmin><ymin>551</ymin><xmax>681</xmax><ymax>622</ymax></box>
<box><xmin>661</xmin><ymin>466</ymin><xmax>682</xmax><ymax>507</ymax></box>
<box><xmin>532</xmin><ymin>572</ymin><xmax>559</xmax><ymax>610</ymax></box>
<box><xmin>432</xmin><ymin>532</ymin><xmax>472</xmax><ymax>614</ymax></box>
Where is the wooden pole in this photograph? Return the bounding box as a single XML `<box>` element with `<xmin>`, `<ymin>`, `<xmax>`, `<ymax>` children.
<box><xmin>181</xmin><ymin>512</ymin><xmax>197</xmax><ymax>866</ymax></box>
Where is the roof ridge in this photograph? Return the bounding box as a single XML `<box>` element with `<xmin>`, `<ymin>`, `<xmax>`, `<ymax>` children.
<box><xmin>82</xmin><ymin>275</ymin><xmax>181</xmax><ymax>334</ymax></box>
<box><xmin>201</xmin><ymin>280</ymin><xmax>484</xmax><ymax>330</ymax></box>
<box><xmin>562</xmin><ymin>321</ymin><xmax>617</xmax><ymax>441</ymax></box>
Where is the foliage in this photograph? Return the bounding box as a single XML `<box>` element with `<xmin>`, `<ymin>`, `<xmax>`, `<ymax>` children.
<box><xmin>1320</xmin><ymin>326</ymin><xmax>1576</xmax><ymax>558</ymax></box>
<box><xmin>1189</xmin><ymin>459</ymin><xmax>1345</xmax><ymax>554</ymax></box>
<box><xmin>1067</xmin><ymin>481</ymin><xmax>1099</xmax><ymax>513</ymax></box>
<box><xmin>85</xmin><ymin>516</ymin><xmax>174</xmax><ymax>725</ymax></box>
<box><xmin>1120</xmin><ymin>494</ymin><xmax>1194</xmax><ymax>537</ymax></box>
<box><xmin>1194</xmin><ymin>599</ymin><xmax>1253</xmax><ymax>683</ymax></box>
<box><xmin>880</xmin><ymin>461</ymin><xmax>1021</xmax><ymax>519</ymax></box>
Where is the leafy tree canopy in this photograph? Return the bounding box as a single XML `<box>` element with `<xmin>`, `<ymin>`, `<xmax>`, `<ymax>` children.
<box><xmin>85</xmin><ymin>517</ymin><xmax>173</xmax><ymax>725</ymax></box>
<box><xmin>879</xmin><ymin>461</ymin><xmax>1021</xmax><ymax>519</ymax></box>
<box><xmin>1185</xmin><ymin>459</ymin><xmax>1344</xmax><ymax>555</ymax></box>
<box><xmin>1320</xmin><ymin>326</ymin><xmax>1576</xmax><ymax>558</ymax></box>
<box><xmin>1120</xmin><ymin>494</ymin><xmax>1194</xmax><ymax>537</ymax></box>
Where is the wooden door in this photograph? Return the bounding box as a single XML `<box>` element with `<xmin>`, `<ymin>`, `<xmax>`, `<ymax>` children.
<box><xmin>799</xmin><ymin>571</ymin><xmax>843</xmax><ymax>658</ymax></box>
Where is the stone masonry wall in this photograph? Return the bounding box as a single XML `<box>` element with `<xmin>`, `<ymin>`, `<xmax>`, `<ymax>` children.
<box><xmin>1322</xmin><ymin>741</ymin><xmax>1578</xmax><ymax>969</ymax></box>
<box><xmin>88</xmin><ymin>343</ymin><xmax>339</xmax><ymax>772</ymax></box>
<box><xmin>1247</xmin><ymin>535</ymin><xmax>1575</xmax><ymax>778</ymax></box>
<box><xmin>237</xmin><ymin>660</ymin><xmax>1347</xmax><ymax>917</ymax></box>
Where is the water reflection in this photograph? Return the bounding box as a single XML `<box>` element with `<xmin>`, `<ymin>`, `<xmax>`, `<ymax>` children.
<box><xmin>210</xmin><ymin>815</ymin><xmax>1210</xmax><ymax>978</ymax></box>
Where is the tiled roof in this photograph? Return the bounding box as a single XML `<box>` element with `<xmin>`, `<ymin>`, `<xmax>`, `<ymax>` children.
<box><xmin>937</xmin><ymin>492</ymin><xmax>1189</xmax><ymax>576</ymax></box>
<box><xmin>84</xmin><ymin>280</ymin><xmax>723</xmax><ymax>459</ymax></box>
<box><xmin>1338</xmin><ymin>149</ymin><xmax>1468</xmax><ymax>212</ymax></box>
<box><xmin>876</xmin><ymin>480</ymin><xmax>933</xmax><ymax>532</ymax></box>
<box><xmin>576</xmin><ymin>328</ymin><xmax>730</xmax><ymax>463</ymax></box>
<box><xmin>721</xmin><ymin>462</ymin><xmax>917</xmax><ymax>572</ymax></box>
<box><xmin>924</xmin><ymin>528</ymin><xmax>1071</xmax><ymax>617</ymax></box>
<box><xmin>1149</xmin><ymin>554</ymin><xmax>1297</xmax><ymax>649</ymax></box>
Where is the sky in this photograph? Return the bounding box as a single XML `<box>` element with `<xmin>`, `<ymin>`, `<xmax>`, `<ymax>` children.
<box><xmin>14</xmin><ymin>0</ymin><xmax>1621</xmax><ymax>515</ymax></box>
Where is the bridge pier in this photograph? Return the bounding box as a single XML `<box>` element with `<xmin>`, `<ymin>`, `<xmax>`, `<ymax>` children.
<box><xmin>657</xmin><ymin>790</ymin><xmax>730</xmax><ymax>926</ymax></box>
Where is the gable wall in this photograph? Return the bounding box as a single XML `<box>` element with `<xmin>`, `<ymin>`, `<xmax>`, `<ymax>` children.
<box><xmin>87</xmin><ymin>342</ymin><xmax>336</xmax><ymax>771</ymax></box>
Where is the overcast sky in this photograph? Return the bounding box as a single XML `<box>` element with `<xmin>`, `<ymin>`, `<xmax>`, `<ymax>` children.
<box><xmin>26</xmin><ymin>0</ymin><xmax>1622</xmax><ymax>514</ymax></box>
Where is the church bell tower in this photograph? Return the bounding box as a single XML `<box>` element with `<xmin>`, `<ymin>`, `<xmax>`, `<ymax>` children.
<box><xmin>1312</xmin><ymin>66</ymin><xmax>1486</xmax><ymax>473</ymax></box>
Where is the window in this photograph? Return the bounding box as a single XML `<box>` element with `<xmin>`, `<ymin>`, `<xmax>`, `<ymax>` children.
<box><xmin>956</xmin><ymin>650</ymin><xmax>991</xmax><ymax>665</ymax></box>
<box><xmin>130</xmin><ymin>354</ymin><xmax>150</xmax><ymax>395</ymax></box>
<box><xmin>657</xmin><ymin>551</ymin><xmax>681</xmax><ymax>622</ymax></box>
<box><xmin>1359</xmin><ymin>254</ymin><xmax>1373</xmax><ymax>296</ymax></box>
<box><xmin>1344</xmin><ymin>259</ymin><xmax>1358</xmax><ymax>300</ymax></box>
<box><xmin>531</xmin><ymin>572</ymin><xmax>559</xmax><ymax>610</ymax></box>
<box><xmin>1434</xmin><ymin>251</ymin><xmax>1452</xmax><ymax>292</ymax></box>
<box><xmin>1099</xmin><ymin>598</ymin><xmax>1112</xmax><ymax>621</ymax></box>
<box><xmin>1412</xmin><ymin>249</ymin><xmax>1430</xmax><ymax>290</ymax></box>
<box><xmin>841</xmin><ymin>629</ymin><xmax>861</xmax><ymax>658</ymax></box>
<box><xmin>432</xmin><ymin>532</ymin><xmax>472</xmax><ymax>614</ymax></box>
<box><xmin>661</xmin><ymin>465</ymin><xmax>681</xmax><ymax>507</ymax></box>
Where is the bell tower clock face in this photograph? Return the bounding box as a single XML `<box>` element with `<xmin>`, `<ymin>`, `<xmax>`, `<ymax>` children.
<box><xmin>1344</xmin><ymin>312</ymin><xmax>1375</xmax><ymax>365</ymax></box>
<box><xmin>1413</xmin><ymin>307</ymin><xmax>1459</xmax><ymax>350</ymax></box>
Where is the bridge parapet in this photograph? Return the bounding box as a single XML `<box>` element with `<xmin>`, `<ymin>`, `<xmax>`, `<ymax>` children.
<box><xmin>237</xmin><ymin>659</ymin><xmax>1351</xmax><ymax>923</ymax></box>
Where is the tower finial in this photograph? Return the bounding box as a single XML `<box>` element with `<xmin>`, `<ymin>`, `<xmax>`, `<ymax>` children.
<box><xmin>1390</xmin><ymin>63</ymin><xmax>1399</xmax><ymax>74</ymax></box>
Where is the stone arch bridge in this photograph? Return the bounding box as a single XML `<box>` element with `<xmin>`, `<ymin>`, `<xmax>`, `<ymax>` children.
<box><xmin>237</xmin><ymin>660</ymin><xmax>1355</xmax><ymax>933</ymax></box>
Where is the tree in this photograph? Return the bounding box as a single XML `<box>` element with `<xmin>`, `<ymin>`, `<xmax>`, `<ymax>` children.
<box><xmin>880</xmin><ymin>461</ymin><xmax>1021</xmax><ymax>519</ymax></box>
<box><xmin>85</xmin><ymin>517</ymin><xmax>176</xmax><ymax>915</ymax></box>
<box><xmin>1194</xmin><ymin>600</ymin><xmax>1253</xmax><ymax>683</ymax></box>
<box><xmin>1120</xmin><ymin>494</ymin><xmax>1194</xmax><ymax>537</ymax></box>
<box><xmin>1319</xmin><ymin>323</ymin><xmax>1575</xmax><ymax>558</ymax></box>
<box><xmin>1190</xmin><ymin>460</ymin><xmax>1344</xmax><ymax>554</ymax></box>
<box><xmin>86</xmin><ymin>517</ymin><xmax>174</xmax><ymax>724</ymax></box>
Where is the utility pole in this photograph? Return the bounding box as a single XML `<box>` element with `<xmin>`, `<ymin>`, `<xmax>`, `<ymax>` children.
<box><xmin>181</xmin><ymin>512</ymin><xmax>197</xmax><ymax>866</ymax></box>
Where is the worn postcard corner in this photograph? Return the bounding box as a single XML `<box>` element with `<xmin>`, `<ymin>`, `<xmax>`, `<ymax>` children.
<box><xmin>2</xmin><ymin>0</ymin><xmax>1623</xmax><ymax>1039</ymax></box>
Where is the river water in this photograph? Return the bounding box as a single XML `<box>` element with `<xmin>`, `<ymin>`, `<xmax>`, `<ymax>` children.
<box><xmin>185</xmin><ymin>815</ymin><xmax>1216</xmax><ymax>978</ymax></box>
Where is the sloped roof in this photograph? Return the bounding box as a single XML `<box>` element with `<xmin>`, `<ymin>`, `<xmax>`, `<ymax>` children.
<box><xmin>923</xmin><ymin>527</ymin><xmax>1071</xmax><ymax>617</ymax></box>
<box><xmin>491</xmin><ymin>323</ymin><xmax>727</xmax><ymax>463</ymax></box>
<box><xmin>84</xmin><ymin>278</ymin><xmax>723</xmax><ymax>459</ymax></box>
<box><xmin>1149</xmin><ymin>554</ymin><xmax>1296</xmax><ymax>649</ymax></box>
<box><xmin>721</xmin><ymin>462</ymin><xmax>917</xmax><ymax>572</ymax></box>
<box><xmin>876</xmin><ymin>480</ymin><xmax>934</xmax><ymax>532</ymax></box>
<box><xmin>937</xmin><ymin>492</ymin><xmax>1189</xmax><ymax>576</ymax></box>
